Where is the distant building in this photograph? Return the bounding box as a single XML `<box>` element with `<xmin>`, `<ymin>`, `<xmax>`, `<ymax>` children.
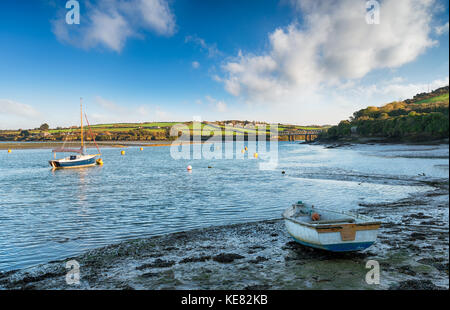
<box><xmin>351</xmin><ymin>126</ymin><xmax>358</xmax><ymax>135</ymax></box>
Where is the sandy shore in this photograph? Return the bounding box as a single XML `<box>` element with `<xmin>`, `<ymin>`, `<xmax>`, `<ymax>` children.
<box><xmin>1</xmin><ymin>178</ymin><xmax>448</xmax><ymax>290</ymax></box>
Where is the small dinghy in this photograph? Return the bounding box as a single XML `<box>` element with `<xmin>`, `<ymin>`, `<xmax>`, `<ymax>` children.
<box><xmin>283</xmin><ymin>201</ymin><xmax>381</xmax><ymax>252</ymax></box>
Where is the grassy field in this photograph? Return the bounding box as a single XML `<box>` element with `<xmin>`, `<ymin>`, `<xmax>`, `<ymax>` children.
<box><xmin>415</xmin><ymin>92</ymin><xmax>449</xmax><ymax>104</ymax></box>
<box><xmin>0</xmin><ymin>121</ymin><xmax>328</xmax><ymax>142</ymax></box>
<box><xmin>44</xmin><ymin>122</ymin><xmax>326</xmax><ymax>135</ymax></box>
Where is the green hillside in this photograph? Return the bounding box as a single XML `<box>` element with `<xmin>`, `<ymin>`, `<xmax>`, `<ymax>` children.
<box><xmin>321</xmin><ymin>85</ymin><xmax>449</xmax><ymax>142</ymax></box>
<box><xmin>0</xmin><ymin>120</ymin><xmax>326</xmax><ymax>142</ymax></box>
<box><xmin>415</xmin><ymin>93</ymin><xmax>449</xmax><ymax>105</ymax></box>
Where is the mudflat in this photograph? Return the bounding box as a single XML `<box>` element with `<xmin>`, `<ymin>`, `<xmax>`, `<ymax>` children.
<box><xmin>1</xmin><ymin>179</ymin><xmax>448</xmax><ymax>290</ymax></box>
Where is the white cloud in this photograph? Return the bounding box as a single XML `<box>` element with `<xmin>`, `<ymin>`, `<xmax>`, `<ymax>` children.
<box><xmin>435</xmin><ymin>21</ymin><xmax>449</xmax><ymax>35</ymax></box>
<box><xmin>0</xmin><ymin>99</ymin><xmax>41</xmax><ymax>118</ymax></box>
<box><xmin>185</xmin><ymin>35</ymin><xmax>221</xmax><ymax>57</ymax></box>
<box><xmin>91</xmin><ymin>96</ymin><xmax>175</xmax><ymax>123</ymax></box>
<box><xmin>219</xmin><ymin>0</ymin><xmax>437</xmax><ymax>113</ymax></box>
<box><xmin>215</xmin><ymin>101</ymin><xmax>227</xmax><ymax>113</ymax></box>
<box><xmin>358</xmin><ymin>77</ymin><xmax>449</xmax><ymax>101</ymax></box>
<box><xmin>85</xmin><ymin>9</ymin><xmax>132</xmax><ymax>52</ymax></box>
<box><xmin>137</xmin><ymin>0</ymin><xmax>176</xmax><ymax>35</ymax></box>
<box><xmin>91</xmin><ymin>96</ymin><xmax>146</xmax><ymax>122</ymax></box>
<box><xmin>95</xmin><ymin>96</ymin><xmax>126</xmax><ymax>112</ymax></box>
<box><xmin>205</xmin><ymin>95</ymin><xmax>227</xmax><ymax>113</ymax></box>
<box><xmin>333</xmin><ymin>76</ymin><xmax>449</xmax><ymax>116</ymax></box>
<box><xmin>0</xmin><ymin>99</ymin><xmax>42</xmax><ymax>129</ymax></box>
<box><xmin>192</xmin><ymin>61</ymin><xmax>200</xmax><ymax>69</ymax></box>
<box><xmin>52</xmin><ymin>0</ymin><xmax>176</xmax><ymax>52</ymax></box>
<box><xmin>155</xmin><ymin>106</ymin><xmax>169</xmax><ymax>119</ymax></box>
<box><xmin>205</xmin><ymin>76</ymin><xmax>448</xmax><ymax>125</ymax></box>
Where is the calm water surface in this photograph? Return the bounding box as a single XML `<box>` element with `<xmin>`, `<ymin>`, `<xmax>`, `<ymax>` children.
<box><xmin>0</xmin><ymin>142</ymin><xmax>448</xmax><ymax>271</ymax></box>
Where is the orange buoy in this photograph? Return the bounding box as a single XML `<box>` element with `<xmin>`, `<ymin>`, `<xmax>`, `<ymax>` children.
<box><xmin>7</xmin><ymin>149</ymin><xmax>12</xmax><ymax>153</ymax></box>
<box><xmin>311</xmin><ymin>213</ymin><xmax>320</xmax><ymax>221</ymax></box>
<box><xmin>140</xmin><ymin>147</ymin><xmax>143</xmax><ymax>151</ymax></box>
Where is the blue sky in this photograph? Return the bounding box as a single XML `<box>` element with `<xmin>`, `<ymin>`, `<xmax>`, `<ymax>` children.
<box><xmin>0</xmin><ymin>0</ymin><xmax>448</xmax><ymax>129</ymax></box>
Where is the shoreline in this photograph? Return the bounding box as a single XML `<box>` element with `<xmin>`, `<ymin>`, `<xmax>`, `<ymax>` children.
<box><xmin>312</xmin><ymin>137</ymin><xmax>449</xmax><ymax>147</ymax></box>
<box><xmin>1</xmin><ymin>179</ymin><xmax>448</xmax><ymax>290</ymax></box>
<box><xmin>0</xmin><ymin>141</ymin><xmax>211</xmax><ymax>150</ymax></box>
<box><xmin>1</xmin><ymin>138</ymin><xmax>449</xmax><ymax>151</ymax></box>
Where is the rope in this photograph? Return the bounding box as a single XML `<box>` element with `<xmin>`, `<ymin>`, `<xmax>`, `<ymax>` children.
<box><xmin>60</xmin><ymin>127</ymin><xmax>74</xmax><ymax>150</ymax></box>
<box><xmin>84</xmin><ymin>114</ymin><xmax>101</xmax><ymax>155</ymax></box>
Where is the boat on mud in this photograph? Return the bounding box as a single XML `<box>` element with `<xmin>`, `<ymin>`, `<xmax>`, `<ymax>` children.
<box><xmin>283</xmin><ymin>201</ymin><xmax>381</xmax><ymax>252</ymax></box>
<box><xmin>49</xmin><ymin>98</ymin><xmax>102</xmax><ymax>169</ymax></box>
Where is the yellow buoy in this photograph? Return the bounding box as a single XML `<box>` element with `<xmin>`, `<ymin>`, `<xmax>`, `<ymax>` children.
<box><xmin>245</xmin><ymin>146</ymin><xmax>248</xmax><ymax>151</ymax></box>
<box><xmin>241</xmin><ymin>149</ymin><xmax>245</xmax><ymax>154</ymax></box>
<box><xmin>7</xmin><ymin>149</ymin><xmax>12</xmax><ymax>153</ymax></box>
<box><xmin>121</xmin><ymin>150</ymin><xmax>125</xmax><ymax>155</ymax></box>
<box><xmin>253</xmin><ymin>152</ymin><xmax>258</xmax><ymax>159</ymax></box>
<box><xmin>96</xmin><ymin>158</ymin><xmax>103</xmax><ymax>165</ymax></box>
<box><xmin>140</xmin><ymin>147</ymin><xmax>143</xmax><ymax>151</ymax></box>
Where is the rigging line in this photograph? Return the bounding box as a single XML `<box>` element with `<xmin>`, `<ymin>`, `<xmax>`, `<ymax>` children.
<box><xmin>84</xmin><ymin>113</ymin><xmax>101</xmax><ymax>155</ymax></box>
<box><xmin>60</xmin><ymin>126</ymin><xmax>74</xmax><ymax>150</ymax></box>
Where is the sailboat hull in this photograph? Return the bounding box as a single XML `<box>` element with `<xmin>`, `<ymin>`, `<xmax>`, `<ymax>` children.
<box><xmin>49</xmin><ymin>155</ymin><xmax>97</xmax><ymax>169</ymax></box>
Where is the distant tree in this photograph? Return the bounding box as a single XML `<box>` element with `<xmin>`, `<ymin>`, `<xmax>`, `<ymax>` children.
<box><xmin>20</xmin><ymin>130</ymin><xmax>30</xmax><ymax>137</ymax></box>
<box><xmin>39</xmin><ymin>123</ymin><xmax>49</xmax><ymax>131</ymax></box>
<box><xmin>379</xmin><ymin>113</ymin><xmax>389</xmax><ymax>120</ymax></box>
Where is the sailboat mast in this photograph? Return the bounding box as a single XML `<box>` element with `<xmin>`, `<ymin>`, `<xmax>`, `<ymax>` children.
<box><xmin>80</xmin><ymin>97</ymin><xmax>84</xmax><ymax>148</ymax></box>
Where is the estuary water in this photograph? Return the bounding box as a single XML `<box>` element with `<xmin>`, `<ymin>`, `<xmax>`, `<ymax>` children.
<box><xmin>0</xmin><ymin>142</ymin><xmax>448</xmax><ymax>271</ymax></box>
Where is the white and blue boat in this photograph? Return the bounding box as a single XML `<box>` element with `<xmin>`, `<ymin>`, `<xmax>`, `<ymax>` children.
<box><xmin>49</xmin><ymin>152</ymin><xmax>98</xmax><ymax>169</ymax></box>
<box><xmin>283</xmin><ymin>201</ymin><xmax>381</xmax><ymax>252</ymax></box>
<box><xmin>49</xmin><ymin>99</ymin><xmax>102</xmax><ymax>169</ymax></box>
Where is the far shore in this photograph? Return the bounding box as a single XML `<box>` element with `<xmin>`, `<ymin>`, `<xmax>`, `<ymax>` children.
<box><xmin>0</xmin><ymin>141</ymin><xmax>207</xmax><ymax>150</ymax></box>
<box><xmin>312</xmin><ymin>136</ymin><xmax>449</xmax><ymax>146</ymax></box>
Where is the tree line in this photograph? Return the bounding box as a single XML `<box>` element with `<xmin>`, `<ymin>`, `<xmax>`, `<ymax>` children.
<box><xmin>321</xmin><ymin>87</ymin><xmax>449</xmax><ymax>141</ymax></box>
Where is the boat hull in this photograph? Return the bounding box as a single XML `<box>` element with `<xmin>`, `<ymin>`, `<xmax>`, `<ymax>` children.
<box><xmin>283</xmin><ymin>204</ymin><xmax>380</xmax><ymax>252</ymax></box>
<box><xmin>288</xmin><ymin>232</ymin><xmax>375</xmax><ymax>252</ymax></box>
<box><xmin>49</xmin><ymin>155</ymin><xmax>97</xmax><ymax>169</ymax></box>
<box><xmin>284</xmin><ymin>220</ymin><xmax>379</xmax><ymax>252</ymax></box>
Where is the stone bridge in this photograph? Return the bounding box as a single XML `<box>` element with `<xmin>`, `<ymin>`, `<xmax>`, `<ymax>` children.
<box><xmin>278</xmin><ymin>129</ymin><xmax>323</xmax><ymax>141</ymax></box>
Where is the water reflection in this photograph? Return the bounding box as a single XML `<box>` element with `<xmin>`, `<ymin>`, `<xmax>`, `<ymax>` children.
<box><xmin>0</xmin><ymin>143</ymin><xmax>447</xmax><ymax>271</ymax></box>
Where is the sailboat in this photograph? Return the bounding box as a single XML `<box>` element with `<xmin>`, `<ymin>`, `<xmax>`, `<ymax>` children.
<box><xmin>49</xmin><ymin>98</ymin><xmax>102</xmax><ymax>169</ymax></box>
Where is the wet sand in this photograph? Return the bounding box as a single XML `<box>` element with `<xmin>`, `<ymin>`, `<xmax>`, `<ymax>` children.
<box><xmin>1</xmin><ymin>178</ymin><xmax>448</xmax><ymax>290</ymax></box>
